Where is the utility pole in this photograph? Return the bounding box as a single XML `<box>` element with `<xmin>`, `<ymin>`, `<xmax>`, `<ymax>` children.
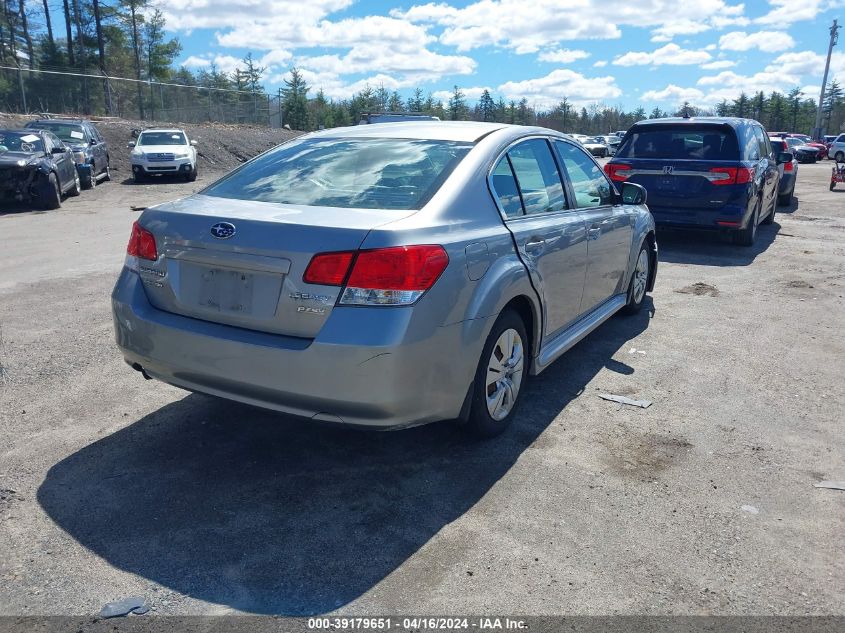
<box><xmin>814</xmin><ymin>19</ymin><xmax>839</xmax><ymax>139</ymax></box>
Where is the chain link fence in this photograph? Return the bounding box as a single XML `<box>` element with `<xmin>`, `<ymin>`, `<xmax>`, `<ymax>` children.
<box><xmin>0</xmin><ymin>65</ymin><xmax>284</xmax><ymax>127</ymax></box>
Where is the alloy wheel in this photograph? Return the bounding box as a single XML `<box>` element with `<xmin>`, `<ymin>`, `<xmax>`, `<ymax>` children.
<box><xmin>485</xmin><ymin>328</ymin><xmax>525</xmax><ymax>421</ymax></box>
<box><xmin>633</xmin><ymin>248</ymin><xmax>649</xmax><ymax>304</ymax></box>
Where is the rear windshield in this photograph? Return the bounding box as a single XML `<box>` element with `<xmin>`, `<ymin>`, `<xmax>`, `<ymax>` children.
<box><xmin>203</xmin><ymin>137</ymin><xmax>472</xmax><ymax>210</ymax></box>
<box><xmin>616</xmin><ymin>126</ymin><xmax>739</xmax><ymax>160</ymax></box>
<box><xmin>769</xmin><ymin>139</ymin><xmax>786</xmax><ymax>152</ymax></box>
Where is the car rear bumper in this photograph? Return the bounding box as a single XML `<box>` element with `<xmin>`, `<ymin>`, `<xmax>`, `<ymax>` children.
<box><xmin>648</xmin><ymin>202</ymin><xmax>751</xmax><ymax>229</ymax></box>
<box><xmin>778</xmin><ymin>172</ymin><xmax>796</xmax><ymax>194</ymax></box>
<box><xmin>111</xmin><ymin>268</ymin><xmax>482</xmax><ymax>429</ymax></box>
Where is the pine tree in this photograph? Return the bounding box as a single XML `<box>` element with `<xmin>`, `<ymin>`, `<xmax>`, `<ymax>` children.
<box><xmin>787</xmin><ymin>87</ymin><xmax>802</xmax><ymax>131</ymax></box>
<box><xmin>281</xmin><ymin>67</ymin><xmax>310</xmax><ymax>130</ymax></box>
<box><xmin>448</xmin><ymin>85</ymin><xmax>467</xmax><ymax>120</ymax></box>
<box><xmin>478</xmin><ymin>89</ymin><xmax>495</xmax><ymax>121</ymax></box>
<box><xmin>406</xmin><ymin>87</ymin><xmax>423</xmax><ymax>112</ymax></box>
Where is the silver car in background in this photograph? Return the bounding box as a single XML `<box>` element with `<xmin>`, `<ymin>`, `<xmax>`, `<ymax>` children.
<box><xmin>112</xmin><ymin>122</ymin><xmax>657</xmax><ymax>437</ymax></box>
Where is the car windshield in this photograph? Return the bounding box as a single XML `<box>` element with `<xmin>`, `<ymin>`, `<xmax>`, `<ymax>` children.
<box><xmin>584</xmin><ymin>137</ymin><xmax>604</xmax><ymax>144</ymax></box>
<box><xmin>32</xmin><ymin>123</ymin><xmax>87</xmax><ymax>144</ymax></box>
<box><xmin>0</xmin><ymin>131</ymin><xmax>44</xmax><ymax>153</ymax></box>
<box><xmin>785</xmin><ymin>138</ymin><xmax>802</xmax><ymax>147</ymax></box>
<box><xmin>137</xmin><ymin>131</ymin><xmax>186</xmax><ymax>146</ymax></box>
<box><xmin>615</xmin><ymin>126</ymin><xmax>739</xmax><ymax>160</ymax></box>
<box><xmin>791</xmin><ymin>135</ymin><xmax>811</xmax><ymax>143</ymax></box>
<box><xmin>203</xmin><ymin>137</ymin><xmax>472</xmax><ymax>210</ymax></box>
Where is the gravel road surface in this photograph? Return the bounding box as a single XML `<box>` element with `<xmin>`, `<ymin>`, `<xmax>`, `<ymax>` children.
<box><xmin>0</xmin><ymin>161</ymin><xmax>842</xmax><ymax>617</ymax></box>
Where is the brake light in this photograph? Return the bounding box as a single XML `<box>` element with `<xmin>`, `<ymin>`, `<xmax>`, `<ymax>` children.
<box><xmin>303</xmin><ymin>251</ymin><xmax>355</xmax><ymax>286</ymax></box>
<box><xmin>604</xmin><ymin>163</ymin><xmax>631</xmax><ymax>182</ymax></box>
<box><xmin>709</xmin><ymin>167</ymin><xmax>754</xmax><ymax>185</ymax></box>
<box><xmin>783</xmin><ymin>160</ymin><xmax>794</xmax><ymax>172</ymax></box>
<box><xmin>303</xmin><ymin>245</ymin><xmax>449</xmax><ymax>306</ymax></box>
<box><xmin>126</xmin><ymin>221</ymin><xmax>157</xmax><ymax>261</ymax></box>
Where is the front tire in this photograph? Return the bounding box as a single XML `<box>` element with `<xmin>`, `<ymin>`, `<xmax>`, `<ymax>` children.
<box><xmin>133</xmin><ymin>171</ymin><xmax>145</xmax><ymax>184</ymax></box>
<box><xmin>36</xmin><ymin>172</ymin><xmax>62</xmax><ymax>210</ymax></box>
<box><xmin>621</xmin><ymin>243</ymin><xmax>650</xmax><ymax>315</ymax></box>
<box><xmin>186</xmin><ymin>165</ymin><xmax>197</xmax><ymax>182</ymax></box>
<box><xmin>835</xmin><ymin>152</ymin><xmax>844</xmax><ymax>162</ymax></box>
<box><xmin>465</xmin><ymin>310</ymin><xmax>528</xmax><ymax>438</ymax></box>
<box><xmin>81</xmin><ymin>169</ymin><xmax>95</xmax><ymax>190</ymax></box>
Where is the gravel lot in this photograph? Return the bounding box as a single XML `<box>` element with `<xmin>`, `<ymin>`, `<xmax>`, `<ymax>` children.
<box><xmin>0</xmin><ymin>159</ymin><xmax>842</xmax><ymax>617</ymax></box>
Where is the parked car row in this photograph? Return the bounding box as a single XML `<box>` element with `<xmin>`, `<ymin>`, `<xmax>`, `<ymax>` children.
<box><xmin>0</xmin><ymin>119</ymin><xmax>111</xmax><ymax>210</ymax></box>
<box><xmin>0</xmin><ymin>119</ymin><xmax>202</xmax><ymax>210</ymax></box>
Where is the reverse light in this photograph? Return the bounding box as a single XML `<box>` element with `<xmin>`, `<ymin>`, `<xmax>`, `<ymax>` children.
<box><xmin>126</xmin><ymin>221</ymin><xmax>157</xmax><ymax>262</ymax></box>
<box><xmin>303</xmin><ymin>245</ymin><xmax>449</xmax><ymax>306</ymax></box>
<box><xmin>604</xmin><ymin>163</ymin><xmax>631</xmax><ymax>182</ymax></box>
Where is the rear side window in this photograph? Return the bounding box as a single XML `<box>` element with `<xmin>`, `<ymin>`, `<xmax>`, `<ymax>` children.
<box><xmin>754</xmin><ymin>127</ymin><xmax>772</xmax><ymax>159</ymax></box>
<box><xmin>616</xmin><ymin>126</ymin><xmax>739</xmax><ymax>160</ymax></box>
<box><xmin>204</xmin><ymin>137</ymin><xmax>472</xmax><ymax>211</ymax></box>
<box><xmin>506</xmin><ymin>139</ymin><xmax>567</xmax><ymax>215</ymax></box>
<box><xmin>554</xmin><ymin>141</ymin><xmax>614</xmax><ymax>208</ymax></box>
<box><xmin>490</xmin><ymin>158</ymin><xmax>524</xmax><ymax>219</ymax></box>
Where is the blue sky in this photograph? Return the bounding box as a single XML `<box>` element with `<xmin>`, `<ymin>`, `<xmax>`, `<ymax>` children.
<box><xmin>165</xmin><ymin>0</ymin><xmax>845</xmax><ymax>111</ymax></box>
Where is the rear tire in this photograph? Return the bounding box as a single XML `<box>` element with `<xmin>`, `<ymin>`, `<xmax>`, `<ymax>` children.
<box><xmin>835</xmin><ymin>152</ymin><xmax>844</xmax><ymax>162</ymax></box>
<box><xmin>36</xmin><ymin>172</ymin><xmax>62</xmax><ymax>210</ymax></box>
<box><xmin>734</xmin><ymin>200</ymin><xmax>759</xmax><ymax>246</ymax></box>
<box><xmin>102</xmin><ymin>160</ymin><xmax>111</xmax><ymax>182</ymax></box>
<box><xmin>761</xmin><ymin>195</ymin><xmax>776</xmax><ymax>225</ymax></box>
<box><xmin>777</xmin><ymin>188</ymin><xmax>793</xmax><ymax>206</ymax></box>
<box><xmin>465</xmin><ymin>310</ymin><xmax>528</xmax><ymax>439</ymax></box>
<box><xmin>621</xmin><ymin>243</ymin><xmax>650</xmax><ymax>315</ymax></box>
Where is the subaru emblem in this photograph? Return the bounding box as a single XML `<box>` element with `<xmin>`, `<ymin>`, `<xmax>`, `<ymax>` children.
<box><xmin>210</xmin><ymin>222</ymin><xmax>236</xmax><ymax>239</ymax></box>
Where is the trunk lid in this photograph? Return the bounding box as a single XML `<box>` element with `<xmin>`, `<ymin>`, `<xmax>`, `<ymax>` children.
<box><xmin>136</xmin><ymin>194</ymin><xmax>414</xmax><ymax>337</ymax></box>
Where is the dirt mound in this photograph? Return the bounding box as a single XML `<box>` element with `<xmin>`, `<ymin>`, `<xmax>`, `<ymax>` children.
<box><xmin>0</xmin><ymin>113</ymin><xmax>302</xmax><ymax>175</ymax></box>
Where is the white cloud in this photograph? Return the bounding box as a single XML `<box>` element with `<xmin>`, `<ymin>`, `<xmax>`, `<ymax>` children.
<box><xmin>593</xmin><ymin>60</ymin><xmax>608</xmax><ymax>67</ymax></box>
<box><xmin>650</xmin><ymin>20</ymin><xmax>711</xmax><ymax>43</ymax></box>
<box><xmin>498</xmin><ymin>69</ymin><xmax>622</xmax><ymax>108</ymax></box>
<box><xmin>641</xmin><ymin>84</ymin><xmax>705</xmax><ymax>102</ymax></box>
<box><xmin>755</xmin><ymin>0</ymin><xmax>830</xmax><ymax>25</ymax></box>
<box><xmin>432</xmin><ymin>86</ymin><xmax>492</xmax><ymax>102</ymax></box>
<box><xmin>259</xmin><ymin>50</ymin><xmax>293</xmax><ymax>70</ymax></box>
<box><xmin>701</xmin><ymin>60</ymin><xmax>735</xmax><ymax>70</ymax></box>
<box><xmin>766</xmin><ymin>50</ymin><xmax>845</xmax><ymax>78</ymax></box>
<box><xmin>538</xmin><ymin>49</ymin><xmax>590</xmax><ymax>64</ymax></box>
<box><xmin>719</xmin><ymin>30</ymin><xmax>794</xmax><ymax>53</ymax></box>
<box><xmin>394</xmin><ymin>0</ymin><xmax>747</xmax><ymax>53</ymax></box>
<box><xmin>613</xmin><ymin>43</ymin><xmax>711</xmax><ymax>66</ymax></box>
<box><xmin>180</xmin><ymin>55</ymin><xmax>211</xmax><ymax>69</ymax></box>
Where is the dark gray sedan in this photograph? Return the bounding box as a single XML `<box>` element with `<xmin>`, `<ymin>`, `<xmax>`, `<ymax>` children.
<box><xmin>112</xmin><ymin>122</ymin><xmax>657</xmax><ymax>437</ymax></box>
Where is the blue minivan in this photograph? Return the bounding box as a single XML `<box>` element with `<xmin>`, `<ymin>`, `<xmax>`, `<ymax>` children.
<box><xmin>604</xmin><ymin>117</ymin><xmax>791</xmax><ymax>246</ymax></box>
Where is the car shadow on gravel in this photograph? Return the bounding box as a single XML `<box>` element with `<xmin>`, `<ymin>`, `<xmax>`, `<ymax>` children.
<box><xmin>37</xmin><ymin>303</ymin><xmax>652</xmax><ymax>616</ymax></box>
<box><xmin>657</xmin><ymin>222</ymin><xmax>780</xmax><ymax>267</ymax></box>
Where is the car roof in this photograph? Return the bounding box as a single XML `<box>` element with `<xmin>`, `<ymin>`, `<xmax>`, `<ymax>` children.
<box><xmin>0</xmin><ymin>128</ymin><xmax>45</xmax><ymax>134</ymax></box>
<box><xmin>141</xmin><ymin>129</ymin><xmax>187</xmax><ymax>134</ymax></box>
<box><xmin>306</xmin><ymin>121</ymin><xmax>508</xmax><ymax>143</ymax></box>
<box><xmin>28</xmin><ymin>119</ymin><xmax>87</xmax><ymax>125</ymax></box>
<box><xmin>632</xmin><ymin>116</ymin><xmax>754</xmax><ymax>129</ymax></box>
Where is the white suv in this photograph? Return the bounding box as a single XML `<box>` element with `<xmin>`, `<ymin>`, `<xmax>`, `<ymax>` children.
<box><xmin>129</xmin><ymin>129</ymin><xmax>198</xmax><ymax>182</ymax></box>
<box><xmin>829</xmin><ymin>133</ymin><xmax>845</xmax><ymax>162</ymax></box>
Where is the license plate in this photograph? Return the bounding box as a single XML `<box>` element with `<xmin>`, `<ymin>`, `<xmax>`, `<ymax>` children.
<box><xmin>198</xmin><ymin>268</ymin><xmax>254</xmax><ymax>314</ymax></box>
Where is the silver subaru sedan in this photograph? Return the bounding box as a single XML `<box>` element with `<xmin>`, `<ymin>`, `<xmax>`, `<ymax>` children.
<box><xmin>112</xmin><ymin>122</ymin><xmax>657</xmax><ymax>437</ymax></box>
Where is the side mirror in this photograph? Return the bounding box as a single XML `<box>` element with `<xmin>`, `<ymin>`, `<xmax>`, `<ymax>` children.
<box><xmin>620</xmin><ymin>181</ymin><xmax>647</xmax><ymax>206</ymax></box>
<box><xmin>90</xmin><ymin>138</ymin><xmax>97</xmax><ymax>146</ymax></box>
<box><xmin>127</xmin><ymin>142</ymin><xmax>135</xmax><ymax>148</ymax></box>
<box><xmin>190</xmin><ymin>140</ymin><xmax>197</xmax><ymax>146</ymax></box>
<box><xmin>777</xmin><ymin>152</ymin><xmax>793</xmax><ymax>164</ymax></box>
<box><xmin>51</xmin><ymin>146</ymin><xmax>66</xmax><ymax>154</ymax></box>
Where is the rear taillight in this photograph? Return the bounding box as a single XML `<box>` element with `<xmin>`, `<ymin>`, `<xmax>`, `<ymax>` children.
<box><xmin>709</xmin><ymin>167</ymin><xmax>755</xmax><ymax>185</ymax></box>
<box><xmin>604</xmin><ymin>163</ymin><xmax>631</xmax><ymax>182</ymax></box>
<box><xmin>303</xmin><ymin>245</ymin><xmax>449</xmax><ymax>306</ymax></box>
<box><xmin>783</xmin><ymin>160</ymin><xmax>794</xmax><ymax>172</ymax></box>
<box><xmin>126</xmin><ymin>221</ymin><xmax>157</xmax><ymax>261</ymax></box>
<box><xmin>303</xmin><ymin>251</ymin><xmax>355</xmax><ymax>286</ymax></box>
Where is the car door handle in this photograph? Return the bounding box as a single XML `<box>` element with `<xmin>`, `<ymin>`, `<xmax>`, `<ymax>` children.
<box><xmin>524</xmin><ymin>238</ymin><xmax>546</xmax><ymax>254</ymax></box>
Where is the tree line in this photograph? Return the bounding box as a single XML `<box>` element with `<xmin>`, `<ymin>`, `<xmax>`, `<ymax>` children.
<box><xmin>1</xmin><ymin>0</ymin><xmax>843</xmax><ymax>136</ymax></box>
